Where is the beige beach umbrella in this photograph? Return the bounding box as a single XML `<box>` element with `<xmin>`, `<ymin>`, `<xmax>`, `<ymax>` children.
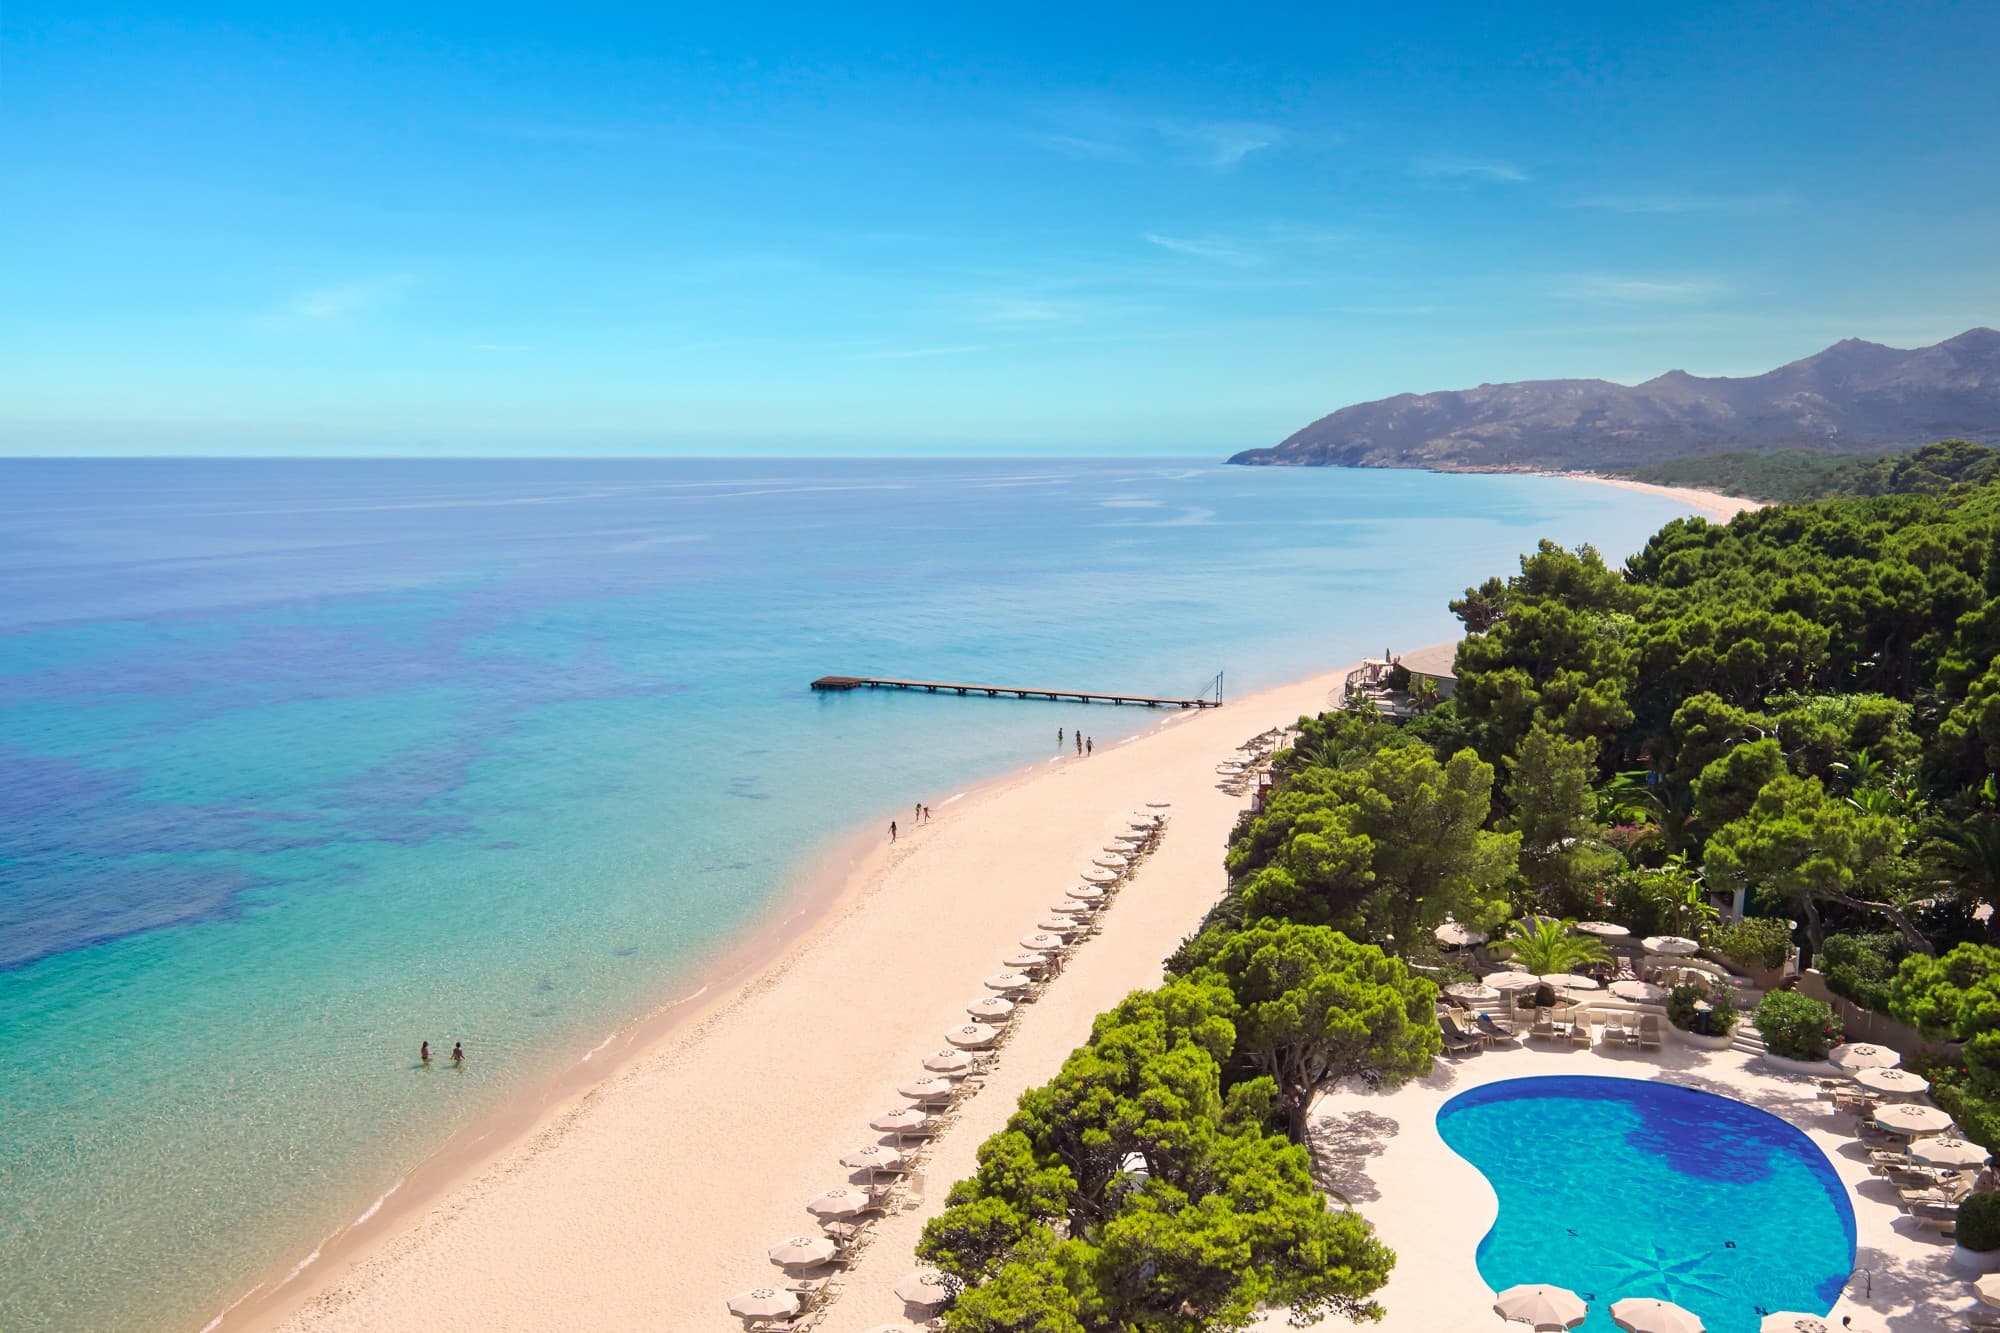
<box><xmin>1910</xmin><ymin>1136</ymin><xmax>1988</xmax><ymax>1168</ymax></box>
<box><xmin>1445</xmin><ymin>982</ymin><xmax>1500</xmax><ymax>1002</ymax></box>
<box><xmin>1082</xmin><ymin>868</ymin><xmax>1120</xmax><ymax>884</ymax></box>
<box><xmin>923</xmin><ymin>1047</ymin><xmax>976</xmax><ymax>1074</ymax></box>
<box><xmin>1492</xmin><ymin>1283</ymin><xmax>1587</xmax><ymax>1329</ymax></box>
<box><xmin>1874</xmin><ymin>1102</ymin><xmax>1953</xmax><ymax>1135</ymax></box>
<box><xmin>1050</xmin><ymin>900</ymin><xmax>1093</xmax><ymax>916</ymax></box>
<box><xmin>984</xmin><ymin>971</ymin><xmax>1033</xmax><ymax>991</ymax></box>
<box><xmin>1575</xmin><ymin>920</ymin><xmax>1631</xmax><ymax>938</ymax></box>
<box><xmin>1760</xmin><ymin>1316</ymin><xmax>1831</xmax><ymax>1333</ymax></box>
<box><xmin>1128</xmin><ymin>817</ymin><xmax>1159</xmax><ymax>830</ymax></box>
<box><xmin>871</xmin><ymin>1108</ymin><xmax>934</xmax><ymax>1134</ymax></box>
<box><xmin>1003</xmin><ymin>951</ymin><xmax>1051</xmax><ymax>970</ymax></box>
<box><xmin>1093</xmin><ymin>857</ymin><xmax>1127</xmax><ymax>870</ymax></box>
<box><xmin>1610</xmin><ymin>1296</ymin><xmax>1704</xmax><ymax>1333</ymax></box>
<box><xmin>805</xmin><ymin>1187</ymin><xmax>875</xmax><ymax>1219</ymax></box>
<box><xmin>1610</xmin><ymin>980</ymin><xmax>1670</xmax><ymax>1003</ymax></box>
<box><xmin>1484</xmin><ymin>971</ymin><xmax>1542</xmax><ymax>993</ymax></box>
<box><xmin>894</xmin><ymin>1268</ymin><xmax>956</xmax><ymax>1309</ymax></box>
<box><xmin>1145</xmin><ymin>800</ymin><xmax>1171</xmax><ymax>808</ymax></box>
<box><xmin>1037</xmin><ymin>916</ymin><xmax>1080</xmax><ymax>933</ymax></box>
<box><xmin>1113</xmin><ymin>831</ymin><xmax>1148</xmax><ymax>845</ymax></box>
<box><xmin>1433</xmin><ymin>920</ymin><xmax>1487</xmax><ymax>947</ymax></box>
<box><xmin>1642</xmin><ymin>935</ymin><xmax>1700</xmax><ymax>956</ymax></box>
<box><xmin>727</xmin><ymin>1288</ymin><xmax>801</xmax><ymax>1320</ymax></box>
<box><xmin>1020</xmin><ymin>931</ymin><xmax>1066</xmax><ymax>951</ymax></box>
<box><xmin>1829</xmin><ymin>1042</ymin><xmax>1900</xmax><ymax>1072</ymax></box>
<box><xmin>965</xmin><ymin>996</ymin><xmax>1016</xmax><ymax>1022</ymax></box>
<box><xmin>841</xmin><ymin>1144</ymin><xmax>907</xmax><ymax>1171</ymax></box>
<box><xmin>899</xmin><ymin>1076</ymin><xmax>957</xmax><ymax>1102</ymax></box>
<box><xmin>1540</xmin><ymin>973</ymin><xmax>1600</xmax><ymax>991</ymax></box>
<box><xmin>945</xmin><ymin>1023</ymin><xmax>999</xmax><ymax>1049</ymax></box>
<box><xmin>1976</xmin><ymin>1272</ymin><xmax>2000</xmax><ymax>1308</ymax></box>
<box><xmin>767</xmin><ymin>1234</ymin><xmax>838</xmax><ymax>1268</ymax></box>
<box><xmin>1853</xmin><ymin>1066</ymin><xmax>1929</xmax><ymax>1098</ymax></box>
<box><xmin>861</xmin><ymin>1325</ymin><xmax>925</xmax><ymax>1333</ymax></box>
<box><xmin>1066</xmin><ymin>884</ymin><xmax>1105</xmax><ymax>901</ymax></box>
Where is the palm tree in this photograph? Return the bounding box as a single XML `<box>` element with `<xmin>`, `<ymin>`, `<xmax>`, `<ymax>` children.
<box><xmin>1497</xmin><ymin>918</ymin><xmax>1611</xmax><ymax>975</ymax></box>
<box><xmin>1930</xmin><ymin>813</ymin><xmax>2000</xmax><ymax>941</ymax></box>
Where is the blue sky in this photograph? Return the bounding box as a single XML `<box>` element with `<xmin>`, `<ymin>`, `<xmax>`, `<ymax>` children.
<box><xmin>3</xmin><ymin>1</ymin><xmax>1997</xmax><ymax>455</ymax></box>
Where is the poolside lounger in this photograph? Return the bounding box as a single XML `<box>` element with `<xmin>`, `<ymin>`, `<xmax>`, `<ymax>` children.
<box><xmin>1638</xmin><ymin>1015</ymin><xmax>1662</xmax><ymax>1050</ymax></box>
<box><xmin>1438</xmin><ymin>1015</ymin><xmax>1482</xmax><ymax>1054</ymax></box>
<box><xmin>1967</xmin><ymin>1309</ymin><xmax>2000</xmax><ymax>1329</ymax></box>
<box><xmin>1475</xmin><ymin>1012</ymin><xmax>1517</xmax><ymax>1044</ymax></box>
<box><xmin>1571</xmin><ymin>1010</ymin><xmax>1593</xmax><ymax>1048</ymax></box>
<box><xmin>1911</xmin><ymin>1200</ymin><xmax>1958</xmax><ymax>1235</ymax></box>
<box><xmin>1530</xmin><ymin>1008</ymin><xmax>1556</xmax><ymax>1041</ymax></box>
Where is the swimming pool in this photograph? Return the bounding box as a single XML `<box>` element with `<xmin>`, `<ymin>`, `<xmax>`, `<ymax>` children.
<box><xmin>1437</xmin><ymin>1076</ymin><xmax>1856</xmax><ymax>1332</ymax></box>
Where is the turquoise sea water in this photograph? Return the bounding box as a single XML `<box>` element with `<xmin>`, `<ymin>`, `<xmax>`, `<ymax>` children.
<box><xmin>1438</xmin><ymin>1075</ymin><xmax>1856</xmax><ymax>1332</ymax></box>
<box><xmin>0</xmin><ymin>459</ymin><xmax>1698</xmax><ymax>1332</ymax></box>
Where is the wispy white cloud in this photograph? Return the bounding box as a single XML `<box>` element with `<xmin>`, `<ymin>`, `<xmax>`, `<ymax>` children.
<box><xmin>282</xmin><ymin>276</ymin><xmax>415</xmax><ymax>324</ymax></box>
<box><xmin>1028</xmin><ymin>107</ymin><xmax>1290</xmax><ymax>172</ymax></box>
<box><xmin>1557</xmin><ymin>274</ymin><xmax>1727</xmax><ymax>305</ymax></box>
<box><xmin>849</xmin><ymin>344</ymin><xmax>991</xmax><ymax>361</ymax></box>
<box><xmin>1144</xmin><ymin>233</ymin><xmax>1262</xmax><ymax>266</ymax></box>
<box><xmin>1570</xmin><ymin>191</ymin><xmax>1791</xmax><ymax>215</ymax></box>
<box><xmin>1412</xmin><ymin>154</ymin><xmax>1528</xmax><ymax>183</ymax></box>
<box><xmin>1158</xmin><ymin>117</ymin><xmax>1283</xmax><ymax>171</ymax></box>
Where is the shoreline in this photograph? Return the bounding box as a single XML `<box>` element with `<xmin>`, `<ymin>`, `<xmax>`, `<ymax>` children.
<box><xmin>1535</xmin><ymin>470</ymin><xmax>1764</xmax><ymax>521</ymax></box>
<box><xmin>230</xmin><ymin>667</ymin><xmax>1347</xmax><ymax>1332</ymax></box>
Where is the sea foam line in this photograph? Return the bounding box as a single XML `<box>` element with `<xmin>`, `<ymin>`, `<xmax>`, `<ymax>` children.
<box><xmin>353</xmin><ymin>1179</ymin><xmax>402</xmax><ymax>1226</ymax></box>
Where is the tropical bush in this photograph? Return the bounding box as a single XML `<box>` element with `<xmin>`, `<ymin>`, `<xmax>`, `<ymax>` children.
<box><xmin>1958</xmin><ymin>1191</ymin><xmax>2000</xmax><ymax>1252</ymax></box>
<box><xmin>1666</xmin><ymin>982</ymin><xmax>1739</xmax><ymax>1037</ymax></box>
<box><xmin>1494</xmin><ymin>918</ymin><xmax>1610</xmax><ymax>976</ymax></box>
<box><xmin>1707</xmin><ymin>917</ymin><xmax>1792</xmax><ymax>974</ymax></box>
<box><xmin>1819</xmin><ymin>932</ymin><xmax>1901</xmax><ymax>1014</ymax></box>
<box><xmin>1755</xmin><ymin>991</ymin><xmax>1842</xmax><ymax>1061</ymax></box>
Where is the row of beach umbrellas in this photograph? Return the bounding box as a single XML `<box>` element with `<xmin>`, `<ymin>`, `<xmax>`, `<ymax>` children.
<box><xmin>1495</xmin><ymin>1281</ymin><xmax>1832</xmax><ymax>1331</ymax></box>
<box><xmin>1433</xmin><ymin>914</ymin><xmax>1700</xmax><ymax>955</ymax></box>
<box><xmin>728</xmin><ymin>804</ymin><xmax>1171</xmax><ymax>1327</ymax></box>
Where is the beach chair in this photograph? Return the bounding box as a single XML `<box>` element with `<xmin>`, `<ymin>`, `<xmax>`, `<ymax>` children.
<box><xmin>1911</xmin><ymin>1200</ymin><xmax>1958</xmax><ymax>1235</ymax></box>
<box><xmin>1475</xmin><ymin>1012</ymin><xmax>1517</xmax><ymax>1045</ymax></box>
<box><xmin>1967</xmin><ymin>1309</ymin><xmax>2000</xmax><ymax>1329</ymax></box>
<box><xmin>1571</xmin><ymin>1010</ymin><xmax>1593</xmax><ymax>1048</ymax></box>
<box><xmin>1530</xmin><ymin>1008</ymin><xmax>1556</xmax><ymax>1042</ymax></box>
<box><xmin>1638</xmin><ymin>1015</ymin><xmax>1662</xmax><ymax>1050</ymax></box>
<box><xmin>1438</xmin><ymin>1015</ymin><xmax>1482</xmax><ymax>1054</ymax></box>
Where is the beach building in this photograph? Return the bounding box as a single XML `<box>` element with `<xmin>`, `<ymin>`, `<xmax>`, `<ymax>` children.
<box><xmin>1339</xmin><ymin>641</ymin><xmax>1458</xmax><ymax>719</ymax></box>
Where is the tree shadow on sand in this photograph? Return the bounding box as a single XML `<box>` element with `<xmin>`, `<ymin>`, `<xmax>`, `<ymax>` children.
<box><xmin>1303</xmin><ymin>1107</ymin><xmax>1400</xmax><ymax>1204</ymax></box>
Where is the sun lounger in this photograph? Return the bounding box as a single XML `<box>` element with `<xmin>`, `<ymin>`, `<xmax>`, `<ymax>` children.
<box><xmin>1571</xmin><ymin>1010</ymin><xmax>1593</xmax><ymax>1048</ymax></box>
<box><xmin>1967</xmin><ymin>1309</ymin><xmax>2000</xmax><ymax>1329</ymax></box>
<box><xmin>1475</xmin><ymin>1012</ymin><xmax>1516</xmax><ymax>1044</ymax></box>
<box><xmin>1530</xmin><ymin>1008</ymin><xmax>1556</xmax><ymax>1042</ymax></box>
<box><xmin>1638</xmin><ymin>1015</ymin><xmax>1662</xmax><ymax>1050</ymax></box>
<box><xmin>1911</xmin><ymin>1199</ymin><xmax>1958</xmax><ymax>1235</ymax></box>
<box><xmin>1438</xmin><ymin>1015</ymin><xmax>1482</xmax><ymax>1054</ymax></box>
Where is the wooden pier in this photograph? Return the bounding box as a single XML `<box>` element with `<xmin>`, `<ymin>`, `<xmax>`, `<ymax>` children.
<box><xmin>811</xmin><ymin>673</ymin><xmax>1222</xmax><ymax>708</ymax></box>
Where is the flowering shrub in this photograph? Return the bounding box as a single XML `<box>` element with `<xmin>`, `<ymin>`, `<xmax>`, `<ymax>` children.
<box><xmin>1756</xmin><ymin>990</ymin><xmax>1841</xmax><ymax>1061</ymax></box>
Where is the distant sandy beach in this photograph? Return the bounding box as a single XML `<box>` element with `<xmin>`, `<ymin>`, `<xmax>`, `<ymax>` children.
<box><xmin>1545</xmin><ymin>471</ymin><xmax>1764</xmax><ymax>521</ymax></box>
<box><xmin>228</xmin><ymin>478</ymin><xmax>1744</xmax><ymax>1333</ymax></box>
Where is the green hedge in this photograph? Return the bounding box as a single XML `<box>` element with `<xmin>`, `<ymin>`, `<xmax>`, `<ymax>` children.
<box><xmin>1755</xmin><ymin>990</ymin><xmax>1841</xmax><ymax>1061</ymax></box>
<box><xmin>1819</xmin><ymin>932</ymin><xmax>1901</xmax><ymax>1015</ymax></box>
<box><xmin>1709</xmin><ymin>917</ymin><xmax>1792</xmax><ymax>973</ymax></box>
<box><xmin>1960</xmin><ymin>1191</ymin><xmax>2000</xmax><ymax>1252</ymax></box>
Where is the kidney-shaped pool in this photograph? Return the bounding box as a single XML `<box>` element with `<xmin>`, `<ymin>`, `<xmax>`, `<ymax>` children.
<box><xmin>1437</xmin><ymin>1075</ymin><xmax>1855</xmax><ymax>1332</ymax></box>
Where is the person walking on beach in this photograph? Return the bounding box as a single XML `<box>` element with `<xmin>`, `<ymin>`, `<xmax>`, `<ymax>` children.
<box><xmin>890</xmin><ymin>819</ymin><xmax>898</xmax><ymax>842</ymax></box>
<box><xmin>923</xmin><ymin>804</ymin><xmax>931</xmax><ymax>823</ymax></box>
<box><xmin>915</xmin><ymin>802</ymin><xmax>922</xmax><ymax>825</ymax></box>
<box><xmin>420</xmin><ymin>1041</ymin><xmax>431</xmax><ymax>1065</ymax></box>
<box><xmin>1075</xmin><ymin>732</ymin><xmax>1082</xmax><ymax>755</ymax></box>
<box><xmin>1058</xmin><ymin>727</ymin><xmax>1064</xmax><ymax>747</ymax></box>
<box><xmin>1086</xmin><ymin>737</ymin><xmax>1093</xmax><ymax>756</ymax></box>
<box><xmin>451</xmin><ymin>1041</ymin><xmax>464</xmax><ymax>1066</ymax></box>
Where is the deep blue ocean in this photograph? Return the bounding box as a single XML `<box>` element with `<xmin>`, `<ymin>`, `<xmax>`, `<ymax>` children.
<box><xmin>0</xmin><ymin>458</ymin><xmax>1697</xmax><ymax>1330</ymax></box>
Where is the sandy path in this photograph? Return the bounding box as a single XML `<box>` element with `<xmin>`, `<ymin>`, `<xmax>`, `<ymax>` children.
<box><xmin>253</xmin><ymin>666</ymin><xmax>1353</xmax><ymax>1333</ymax></box>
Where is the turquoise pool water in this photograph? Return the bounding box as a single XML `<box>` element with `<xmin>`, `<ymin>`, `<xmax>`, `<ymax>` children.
<box><xmin>1437</xmin><ymin>1076</ymin><xmax>1855</xmax><ymax>1332</ymax></box>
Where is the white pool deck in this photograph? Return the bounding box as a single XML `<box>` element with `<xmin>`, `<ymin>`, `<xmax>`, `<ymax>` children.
<box><xmin>1255</xmin><ymin>1034</ymin><xmax>1975</xmax><ymax>1332</ymax></box>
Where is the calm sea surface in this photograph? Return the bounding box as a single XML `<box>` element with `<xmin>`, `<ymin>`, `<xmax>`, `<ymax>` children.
<box><xmin>0</xmin><ymin>458</ymin><xmax>1694</xmax><ymax>1330</ymax></box>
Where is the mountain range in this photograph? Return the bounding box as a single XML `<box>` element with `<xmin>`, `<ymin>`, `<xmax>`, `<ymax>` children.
<box><xmin>1229</xmin><ymin>328</ymin><xmax>2000</xmax><ymax>472</ymax></box>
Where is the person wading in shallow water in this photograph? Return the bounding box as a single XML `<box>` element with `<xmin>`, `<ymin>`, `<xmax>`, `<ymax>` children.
<box><xmin>420</xmin><ymin>1041</ymin><xmax>431</xmax><ymax>1065</ymax></box>
<box><xmin>451</xmin><ymin>1042</ymin><xmax>464</xmax><ymax>1066</ymax></box>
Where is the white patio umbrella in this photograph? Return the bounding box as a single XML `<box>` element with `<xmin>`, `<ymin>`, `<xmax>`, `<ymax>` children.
<box><xmin>805</xmin><ymin>1188</ymin><xmax>874</xmax><ymax>1218</ymax></box>
<box><xmin>1446</xmin><ymin>982</ymin><xmax>1500</xmax><ymax>1002</ymax></box>
<box><xmin>1759</xmin><ymin>1316</ymin><xmax>1831</xmax><ymax>1333</ymax></box>
<box><xmin>1976</xmin><ymin>1272</ymin><xmax>2000</xmax><ymax>1308</ymax></box>
<box><xmin>1003</xmin><ymin>951</ymin><xmax>1051</xmax><ymax>970</ymax></box>
<box><xmin>1082</xmin><ymin>869</ymin><xmax>1120</xmax><ymax>884</ymax></box>
<box><xmin>1492</xmin><ymin>1282</ymin><xmax>1587</xmax><ymax>1329</ymax></box>
<box><xmin>1093</xmin><ymin>857</ymin><xmax>1127</xmax><ymax>870</ymax></box>
<box><xmin>984</xmin><ymin>971</ymin><xmax>1033</xmax><ymax>991</ymax></box>
<box><xmin>1146</xmin><ymin>800</ymin><xmax>1171</xmax><ymax>808</ymax></box>
<box><xmin>899</xmin><ymin>1076</ymin><xmax>957</xmax><ymax>1102</ymax></box>
<box><xmin>768</xmin><ymin>1234</ymin><xmax>838</xmax><ymax>1267</ymax></box>
<box><xmin>1434</xmin><ymin>921</ymin><xmax>1487</xmax><ymax>947</ymax></box>
<box><xmin>841</xmin><ymin>1145</ymin><xmax>907</xmax><ymax>1171</ymax></box>
<box><xmin>923</xmin><ymin>1048</ymin><xmax>976</xmax><ymax>1074</ymax></box>
<box><xmin>1642</xmin><ymin>935</ymin><xmax>1700</xmax><ymax>955</ymax></box>
<box><xmin>1575</xmin><ymin>920</ymin><xmax>1631</xmax><ymax>938</ymax></box>
<box><xmin>1610</xmin><ymin>1296</ymin><xmax>1704</xmax><ymax>1333</ymax></box>
<box><xmin>965</xmin><ymin>996</ymin><xmax>1016</xmax><ymax>1021</ymax></box>
<box><xmin>870</xmin><ymin>1108</ymin><xmax>934</xmax><ymax>1134</ymax></box>
<box><xmin>728</xmin><ymin>1287</ymin><xmax>801</xmax><ymax>1320</ymax></box>
<box><xmin>1050</xmin><ymin>900</ymin><xmax>1092</xmax><ymax>916</ymax></box>
<box><xmin>1829</xmin><ymin>1042</ymin><xmax>1900</xmax><ymax>1071</ymax></box>
<box><xmin>893</xmin><ymin>1268</ymin><xmax>955</xmax><ymax>1308</ymax></box>
<box><xmin>1610</xmin><ymin>979</ymin><xmax>1670</xmax><ymax>1003</ymax></box>
<box><xmin>1113</xmin><ymin>832</ymin><xmax>1148</xmax><ymax>844</ymax></box>
<box><xmin>1485</xmin><ymin>971</ymin><xmax>1543</xmax><ymax>993</ymax></box>
<box><xmin>1540</xmin><ymin>972</ymin><xmax>1601</xmax><ymax>991</ymax></box>
<box><xmin>1910</xmin><ymin>1136</ymin><xmax>1989</xmax><ymax>1168</ymax></box>
<box><xmin>1853</xmin><ymin>1066</ymin><xmax>1929</xmax><ymax>1098</ymax></box>
<box><xmin>1874</xmin><ymin>1102</ymin><xmax>1953</xmax><ymax>1135</ymax></box>
<box><xmin>1037</xmin><ymin>916</ymin><xmax>1080</xmax><ymax>933</ymax></box>
<box><xmin>1020</xmin><ymin>931</ymin><xmax>1066</xmax><ymax>951</ymax></box>
<box><xmin>945</xmin><ymin>1023</ymin><xmax>999</xmax><ymax>1049</ymax></box>
<box><xmin>1128</xmin><ymin>817</ymin><xmax>1160</xmax><ymax>830</ymax></box>
<box><xmin>1065</xmin><ymin>884</ymin><xmax>1105</xmax><ymax>901</ymax></box>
